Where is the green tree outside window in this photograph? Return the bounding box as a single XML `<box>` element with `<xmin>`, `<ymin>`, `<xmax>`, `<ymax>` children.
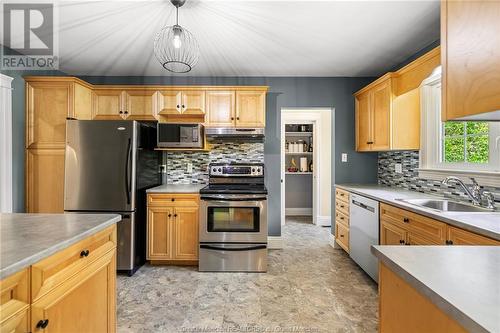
<box><xmin>442</xmin><ymin>122</ymin><xmax>489</xmax><ymax>164</ymax></box>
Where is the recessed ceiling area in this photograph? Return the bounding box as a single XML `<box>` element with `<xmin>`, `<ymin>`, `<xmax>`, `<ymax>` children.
<box><xmin>56</xmin><ymin>0</ymin><xmax>440</xmax><ymax>77</ymax></box>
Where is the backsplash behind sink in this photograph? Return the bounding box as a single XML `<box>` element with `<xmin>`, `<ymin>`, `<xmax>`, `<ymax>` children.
<box><xmin>165</xmin><ymin>142</ymin><xmax>264</xmax><ymax>184</ymax></box>
<box><xmin>378</xmin><ymin>151</ymin><xmax>500</xmax><ymax>203</ymax></box>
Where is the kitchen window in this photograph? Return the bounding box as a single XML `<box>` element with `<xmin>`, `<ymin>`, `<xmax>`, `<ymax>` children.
<box><xmin>419</xmin><ymin>68</ymin><xmax>500</xmax><ymax>186</ymax></box>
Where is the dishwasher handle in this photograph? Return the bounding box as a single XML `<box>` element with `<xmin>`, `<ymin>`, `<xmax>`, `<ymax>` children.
<box><xmin>352</xmin><ymin>200</ymin><xmax>375</xmax><ymax>213</ymax></box>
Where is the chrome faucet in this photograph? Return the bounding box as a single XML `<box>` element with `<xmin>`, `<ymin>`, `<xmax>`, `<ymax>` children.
<box><xmin>441</xmin><ymin>176</ymin><xmax>483</xmax><ymax>207</ymax></box>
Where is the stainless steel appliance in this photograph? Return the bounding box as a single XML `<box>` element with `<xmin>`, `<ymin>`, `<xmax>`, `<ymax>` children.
<box><xmin>199</xmin><ymin>163</ymin><xmax>268</xmax><ymax>272</ymax></box>
<box><xmin>205</xmin><ymin>127</ymin><xmax>264</xmax><ymax>142</ymax></box>
<box><xmin>64</xmin><ymin>120</ymin><xmax>161</xmax><ymax>276</ymax></box>
<box><xmin>157</xmin><ymin>123</ymin><xmax>204</xmax><ymax>148</ymax></box>
<box><xmin>349</xmin><ymin>194</ymin><xmax>380</xmax><ymax>282</ymax></box>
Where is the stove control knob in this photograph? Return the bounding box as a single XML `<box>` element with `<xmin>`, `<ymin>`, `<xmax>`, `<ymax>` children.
<box><xmin>252</xmin><ymin>168</ymin><xmax>256</xmax><ymax>173</ymax></box>
<box><xmin>212</xmin><ymin>168</ymin><xmax>217</xmax><ymax>173</ymax></box>
<box><xmin>218</xmin><ymin>168</ymin><xmax>222</xmax><ymax>172</ymax></box>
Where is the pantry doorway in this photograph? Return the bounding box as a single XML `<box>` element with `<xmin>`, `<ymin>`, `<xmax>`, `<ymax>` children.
<box><xmin>280</xmin><ymin>108</ymin><xmax>332</xmax><ymax>227</ymax></box>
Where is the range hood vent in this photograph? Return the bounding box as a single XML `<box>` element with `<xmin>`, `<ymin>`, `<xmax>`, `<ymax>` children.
<box><xmin>205</xmin><ymin>128</ymin><xmax>265</xmax><ymax>142</ymax></box>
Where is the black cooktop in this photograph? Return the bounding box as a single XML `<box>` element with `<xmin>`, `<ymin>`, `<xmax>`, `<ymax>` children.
<box><xmin>200</xmin><ymin>184</ymin><xmax>268</xmax><ymax>195</ymax></box>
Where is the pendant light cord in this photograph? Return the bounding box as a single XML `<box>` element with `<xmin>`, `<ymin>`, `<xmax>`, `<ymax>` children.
<box><xmin>176</xmin><ymin>6</ymin><xmax>179</xmax><ymax>25</ymax></box>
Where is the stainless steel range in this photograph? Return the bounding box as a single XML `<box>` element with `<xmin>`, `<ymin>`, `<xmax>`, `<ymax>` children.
<box><xmin>199</xmin><ymin>163</ymin><xmax>268</xmax><ymax>272</ymax></box>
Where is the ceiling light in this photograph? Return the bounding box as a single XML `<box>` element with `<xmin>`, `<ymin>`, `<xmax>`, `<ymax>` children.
<box><xmin>154</xmin><ymin>0</ymin><xmax>199</xmax><ymax>73</ymax></box>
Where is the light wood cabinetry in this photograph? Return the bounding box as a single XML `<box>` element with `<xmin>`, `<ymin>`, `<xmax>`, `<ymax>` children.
<box><xmin>157</xmin><ymin>90</ymin><xmax>205</xmax><ymax>120</ymax></box>
<box><xmin>235</xmin><ymin>91</ymin><xmax>266</xmax><ymax>127</ymax></box>
<box><xmin>441</xmin><ymin>0</ymin><xmax>500</xmax><ymax>120</ymax></box>
<box><xmin>380</xmin><ymin>203</ymin><xmax>500</xmax><ymax>246</ymax></box>
<box><xmin>147</xmin><ymin>193</ymin><xmax>199</xmax><ymax>263</ymax></box>
<box><xmin>123</xmin><ymin>90</ymin><xmax>157</xmax><ymax>120</ymax></box>
<box><xmin>92</xmin><ymin>89</ymin><xmax>124</xmax><ymax>120</ymax></box>
<box><xmin>334</xmin><ymin>188</ymin><xmax>350</xmax><ymax>253</ymax></box>
<box><xmin>0</xmin><ymin>225</ymin><xmax>117</xmax><ymax>333</ymax></box>
<box><xmin>354</xmin><ymin>47</ymin><xmax>440</xmax><ymax>152</ymax></box>
<box><xmin>379</xmin><ymin>263</ymin><xmax>467</xmax><ymax>333</ymax></box>
<box><xmin>205</xmin><ymin>91</ymin><xmax>236</xmax><ymax>127</ymax></box>
<box><xmin>93</xmin><ymin>89</ymin><xmax>157</xmax><ymax>120</ymax></box>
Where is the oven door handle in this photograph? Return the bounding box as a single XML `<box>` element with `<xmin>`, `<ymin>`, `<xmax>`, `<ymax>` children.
<box><xmin>200</xmin><ymin>244</ymin><xmax>267</xmax><ymax>251</ymax></box>
<box><xmin>201</xmin><ymin>197</ymin><xmax>267</xmax><ymax>202</ymax></box>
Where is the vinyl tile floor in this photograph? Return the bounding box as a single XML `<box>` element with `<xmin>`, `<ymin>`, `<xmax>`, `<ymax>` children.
<box><xmin>117</xmin><ymin>217</ymin><xmax>378</xmax><ymax>333</ymax></box>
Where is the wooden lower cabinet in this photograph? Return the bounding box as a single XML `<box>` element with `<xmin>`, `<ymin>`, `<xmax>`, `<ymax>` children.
<box><xmin>334</xmin><ymin>189</ymin><xmax>350</xmax><ymax>253</ymax></box>
<box><xmin>447</xmin><ymin>226</ymin><xmax>500</xmax><ymax>246</ymax></box>
<box><xmin>0</xmin><ymin>269</ymin><xmax>30</xmax><ymax>333</ymax></box>
<box><xmin>147</xmin><ymin>194</ymin><xmax>199</xmax><ymax>263</ymax></box>
<box><xmin>379</xmin><ymin>263</ymin><xmax>467</xmax><ymax>333</ymax></box>
<box><xmin>380</xmin><ymin>220</ymin><xmax>407</xmax><ymax>245</ymax></box>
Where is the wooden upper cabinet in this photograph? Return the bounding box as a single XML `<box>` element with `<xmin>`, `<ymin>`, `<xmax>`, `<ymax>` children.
<box><xmin>26</xmin><ymin>148</ymin><xmax>65</xmax><ymax>213</ymax></box>
<box><xmin>72</xmin><ymin>83</ymin><xmax>93</xmax><ymax>121</ymax></box>
<box><xmin>26</xmin><ymin>81</ymin><xmax>69</xmax><ymax>148</ymax></box>
<box><xmin>181</xmin><ymin>90</ymin><xmax>205</xmax><ymax>115</ymax></box>
<box><xmin>123</xmin><ymin>90</ymin><xmax>156</xmax><ymax>120</ymax></box>
<box><xmin>441</xmin><ymin>0</ymin><xmax>500</xmax><ymax>120</ymax></box>
<box><xmin>92</xmin><ymin>90</ymin><xmax>124</xmax><ymax>120</ymax></box>
<box><xmin>355</xmin><ymin>91</ymin><xmax>371</xmax><ymax>151</ymax></box>
<box><xmin>371</xmin><ymin>80</ymin><xmax>391</xmax><ymax>150</ymax></box>
<box><xmin>157</xmin><ymin>90</ymin><xmax>181</xmax><ymax>115</ymax></box>
<box><xmin>206</xmin><ymin>91</ymin><xmax>235</xmax><ymax>127</ymax></box>
<box><xmin>235</xmin><ymin>91</ymin><xmax>266</xmax><ymax>127</ymax></box>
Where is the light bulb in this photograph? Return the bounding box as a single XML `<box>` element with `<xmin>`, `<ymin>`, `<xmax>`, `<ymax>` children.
<box><xmin>173</xmin><ymin>34</ymin><xmax>181</xmax><ymax>49</ymax></box>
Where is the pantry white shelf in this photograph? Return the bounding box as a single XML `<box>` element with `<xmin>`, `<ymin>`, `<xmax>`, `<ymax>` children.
<box><xmin>285</xmin><ymin>132</ymin><xmax>313</xmax><ymax>136</ymax></box>
<box><xmin>285</xmin><ymin>152</ymin><xmax>313</xmax><ymax>155</ymax></box>
<box><xmin>285</xmin><ymin>172</ymin><xmax>313</xmax><ymax>175</ymax></box>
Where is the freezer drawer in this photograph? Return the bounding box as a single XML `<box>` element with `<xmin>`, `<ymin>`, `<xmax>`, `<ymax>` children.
<box><xmin>199</xmin><ymin>243</ymin><xmax>267</xmax><ymax>272</ymax></box>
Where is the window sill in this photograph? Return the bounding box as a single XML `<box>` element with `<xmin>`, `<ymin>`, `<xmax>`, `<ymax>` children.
<box><xmin>418</xmin><ymin>168</ymin><xmax>500</xmax><ymax>187</ymax></box>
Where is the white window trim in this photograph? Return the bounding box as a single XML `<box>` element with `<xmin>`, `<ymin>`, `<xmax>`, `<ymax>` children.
<box><xmin>419</xmin><ymin>70</ymin><xmax>500</xmax><ymax>187</ymax></box>
<box><xmin>0</xmin><ymin>74</ymin><xmax>14</xmax><ymax>213</ymax></box>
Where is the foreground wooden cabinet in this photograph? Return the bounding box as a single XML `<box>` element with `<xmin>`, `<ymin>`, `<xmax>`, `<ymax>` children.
<box><xmin>0</xmin><ymin>225</ymin><xmax>117</xmax><ymax>333</ymax></box>
<box><xmin>147</xmin><ymin>193</ymin><xmax>199</xmax><ymax>263</ymax></box>
<box><xmin>380</xmin><ymin>203</ymin><xmax>500</xmax><ymax>246</ymax></box>
<box><xmin>334</xmin><ymin>188</ymin><xmax>350</xmax><ymax>253</ymax></box>
<box><xmin>441</xmin><ymin>0</ymin><xmax>500</xmax><ymax>120</ymax></box>
<box><xmin>355</xmin><ymin>47</ymin><xmax>440</xmax><ymax>152</ymax></box>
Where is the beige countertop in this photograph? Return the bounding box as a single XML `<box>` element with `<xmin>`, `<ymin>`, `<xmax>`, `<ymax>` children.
<box><xmin>146</xmin><ymin>184</ymin><xmax>206</xmax><ymax>194</ymax></box>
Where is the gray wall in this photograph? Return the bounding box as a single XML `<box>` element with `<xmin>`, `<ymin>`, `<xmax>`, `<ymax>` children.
<box><xmin>81</xmin><ymin>76</ymin><xmax>378</xmax><ymax>236</ymax></box>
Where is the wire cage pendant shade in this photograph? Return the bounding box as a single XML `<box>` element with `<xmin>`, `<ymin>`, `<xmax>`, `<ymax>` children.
<box><xmin>154</xmin><ymin>0</ymin><xmax>199</xmax><ymax>73</ymax></box>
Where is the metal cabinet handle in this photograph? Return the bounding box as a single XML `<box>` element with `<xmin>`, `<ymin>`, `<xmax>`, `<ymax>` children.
<box><xmin>340</xmin><ymin>234</ymin><xmax>344</xmax><ymax>238</ymax></box>
<box><xmin>236</xmin><ymin>117</ymin><xmax>240</xmax><ymax>120</ymax></box>
<box><xmin>80</xmin><ymin>250</ymin><xmax>90</xmax><ymax>257</ymax></box>
<box><xmin>36</xmin><ymin>319</ymin><xmax>49</xmax><ymax>329</ymax></box>
<box><xmin>403</xmin><ymin>218</ymin><xmax>409</xmax><ymax>223</ymax></box>
<box><xmin>168</xmin><ymin>214</ymin><xmax>172</xmax><ymax>218</ymax></box>
<box><xmin>399</xmin><ymin>240</ymin><xmax>404</xmax><ymax>244</ymax></box>
<box><xmin>124</xmin><ymin>111</ymin><xmax>128</xmax><ymax>114</ymax></box>
<box><xmin>231</xmin><ymin>117</ymin><xmax>234</xmax><ymax>120</ymax></box>
<box><xmin>174</xmin><ymin>214</ymin><xmax>178</xmax><ymax>217</ymax></box>
<box><xmin>177</xmin><ymin>104</ymin><xmax>180</xmax><ymax>108</ymax></box>
<box><xmin>171</xmin><ymin>198</ymin><xmax>175</xmax><ymax>202</ymax></box>
<box><xmin>119</xmin><ymin>111</ymin><xmax>123</xmax><ymax>114</ymax></box>
<box><xmin>446</xmin><ymin>240</ymin><xmax>454</xmax><ymax>245</ymax></box>
<box><xmin>182</xmin><ymin>104</ymin><xmax>185</xmax><ymax>109</ymax></box>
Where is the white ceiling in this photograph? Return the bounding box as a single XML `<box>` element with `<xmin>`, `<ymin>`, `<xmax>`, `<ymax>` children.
<box><xmin>54</xmin><ymin>0</ymin><xmax>440</xmax><ymax>76</ymax></box>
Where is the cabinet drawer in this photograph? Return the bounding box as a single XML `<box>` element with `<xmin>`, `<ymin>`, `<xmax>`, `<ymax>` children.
<box><xmin>448</xmin><ymin>226</ymin><xmax>500</xmax><ymax>245</ymax></box>
<box><xmin>335</xmin><ymin>199</ymin><xmax>349</xmax><ymax>216</ymax></box>
<box><xmin>335</xmin><ymin>210</ymin><xmax>349</xmax><ymax>227</ymax></box>
<box><xmin>148</xmin><ymin>194</ymin><xmax>199</xmax><ymax>207</ymax></box>
<box><xmin>335</xmin><ymin>223</ymin><xmax>349</xmax><ymax>253</ymax></box>
<box><xmin>31</xmin><ymin>225</ymin><xmax>116</xmax><ymax>302</ymax></box>
<box><xmin>0</xmin><ymin>269</ymin><xmax>30</xmax><ymax>333</ymax></box>
<box><xmin>335</xmin><ymin>188</ymin><xmax>350</xmax><ymax>204</ymax></box>
<box><xmin>380</xmin><ymin>203</ymin><xmax>410</xmax><ymax>229</ymax></box>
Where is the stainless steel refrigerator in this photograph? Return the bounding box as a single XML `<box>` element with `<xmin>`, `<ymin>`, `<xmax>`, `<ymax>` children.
<box><xmin>64</xmin><ymin>120</ymin><xmax>161</xmax><ymax>276</ymax></box>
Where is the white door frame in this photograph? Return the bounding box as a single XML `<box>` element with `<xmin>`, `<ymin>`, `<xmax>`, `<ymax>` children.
<box><xmin>280</xmin><ymin>108</ymin><xmax>331</xmax><ymax>226</ymax></box>
<box><xmin>0</xmin><ymin>74</ymin><xmax>14</xmax><ymax>213</ymax></box>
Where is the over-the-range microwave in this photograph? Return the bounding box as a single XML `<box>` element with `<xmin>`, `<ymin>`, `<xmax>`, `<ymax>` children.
<box><xmin>157</xmin><ymin>123</ymin><xmax>204</xmax><ymax>148</ymax></box>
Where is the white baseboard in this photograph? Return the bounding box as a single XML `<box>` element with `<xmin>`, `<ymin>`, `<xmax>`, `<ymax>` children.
<box><xmin>285</xmin><ymin>208</ymin><xmax>312</xmax><ymax>216</ymax></box>
<box><xmin>268</xmin><ymin>236</ymin><xmax>283</xmax><ymax>249</ymax></box>
<box><xmin>315</xmin><ymin>215</ymin><xmax>331</xmax><ymax>227</ymax></box>
<box><xmin>329</xmin><ymin>234</ymin><xmax>337</xmax><ymax>249</ymax></box>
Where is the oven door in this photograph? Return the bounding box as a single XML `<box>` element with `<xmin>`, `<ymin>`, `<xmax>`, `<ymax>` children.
<box><xmin>200</xmin><ymin>194</ymin><xmax>268</xmax><ymax>243</ymax></box>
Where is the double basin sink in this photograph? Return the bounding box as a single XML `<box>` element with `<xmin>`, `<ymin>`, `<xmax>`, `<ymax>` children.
<box><xmin>396</xmin><ymin>198</ymin><xmax>497</xmax><ymax>213</ymax></box>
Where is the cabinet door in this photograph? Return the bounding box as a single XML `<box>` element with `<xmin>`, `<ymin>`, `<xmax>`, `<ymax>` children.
<box><xmin>123</xmin><ymin>90</ymin><xmax>156</xmax><ymax>120</ymax></box>
<box><xmin>442</xmin><ymin>0</ymin><xmax>500</xmax><ymax>120</ymax></box>
<box><xmin>448</xmin><ymin>226</ymin><xmax>500</xmax><ymax>245</ymax></box>
<box><xmin>371</xmin><ymin>80</ymin><xmax>391</xmax><ymax>151</ymax></box>
<box><xmin>0</xmin><ymin>269</ymin><xmax>30</xmax><ymax>333</ymax></box>
<box><xmin>205</xmin><ymin>91</ymin><xmax>235</xmax><ymax>126</ymax></box>
<box><xmin>31</xmin><ymin>250</ymin><xmax>116</xmax><ymax>333</ymax></box>
<box><xmin>26</xmin><ymin>148</ymin><xmax>65</xmax><ymax>213</ymax></box>
<box><xmin>235</xmin><ymin>91</ymin><xmax>266</xmax><ymax>127</ymax></box>
<box><xmin>157</xmin><ymin>90</ymin><xmax>181</xmax><ymax>115</ymax></box>
<box><xmin>181</xmin><ymin>91</ymin><xmax>205</xmax><ymax>115</ymax></box>
<box><xmin>26</xmin><ymin>81</ymin><xmax>71</xmax><ymax>149</ymax></box>
<box><xmin>92</xmin><ymin>90</ymin><xmax>124</xmax><ymax>120</ymax></box>
<box><xmin>72</xmin><ymin>83</ymin><xmax>93</xmax><ymax>120</ymax></box>
<box><xmin>335</xmin><ymin>222</ymin><xmax>349</xmax><ymax>253</ymax></box>
<box><xmin>147</xmin><ymin>206</ymin><xmax>174</xmax><ymax>260</ymax></box>
<box><xmin>355</xmin><ymin>91</ymin><xmax>371</xmax><ymax>151</ymax></box>
<box><xmin>407</xmin><ymin>231</ymin><xmax>441</xmax><ymax>246</ymax></box>
<box><xmin>380</xmin><ymin>220</ymin><xmax>407</xmax><ymax>245</ymax></box>
<box><xmin>173</xmin><ymin>206</ymin><xmax>199</xmax><ymax>260</ymax></box>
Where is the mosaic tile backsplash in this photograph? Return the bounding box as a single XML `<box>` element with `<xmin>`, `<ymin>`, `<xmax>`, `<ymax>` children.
<box><xmin>378</xmin><ymin>151</ymin><xmax>500</xmax><ymax>203</ymax></box>
<box><xmin>165</xmin><ymin>142</ymin><xmax>264</xmax><ymax>184</ymax></box>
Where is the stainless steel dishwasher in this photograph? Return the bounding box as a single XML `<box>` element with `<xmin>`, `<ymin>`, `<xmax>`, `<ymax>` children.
<box><xmin>349</xmin><ymin>193</ymin><xmax>379</xmax><ymax>282</ymax></box>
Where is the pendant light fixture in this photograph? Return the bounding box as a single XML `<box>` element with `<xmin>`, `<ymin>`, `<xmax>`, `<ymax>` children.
<box><xmin>154</xmin><ymin>0</ymin><xmax>199</xmax><ymax>73</ymax></box>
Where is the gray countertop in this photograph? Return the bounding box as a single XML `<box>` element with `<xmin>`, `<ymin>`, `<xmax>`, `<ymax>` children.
<box><xmin>0</xmin><ymin>213</ymin><xmax>121</xmax><ymax>279</ymax></box>
<box><xmin>335</xmin><ymin>184</ymin><xmax>500</xmax><ymax>241</ymax></box>
<box><xmin>371</xmin><ymin>245</ymin><xmax>500</xmax><ymax>333</ymax></box>
<box><xmin>146</xmin><ymin>184</ymin><xmax>205</xmax><ymax>194</ymax></box>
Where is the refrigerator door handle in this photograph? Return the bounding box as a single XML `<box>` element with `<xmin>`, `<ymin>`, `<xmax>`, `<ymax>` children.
<box><xmin>125</xmin><ymin>138</ymin><xmax>131</xmax><ymax>205</ymax></box>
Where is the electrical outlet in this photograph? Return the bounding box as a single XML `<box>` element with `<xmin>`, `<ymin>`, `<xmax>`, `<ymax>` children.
<box><xmin>159</xmin><ymin>164</ymin><xmax>167</xmax><ymax>173</ymax></box>
<box><xmin>395</xmin><ymin>163</ymin><xmax>403</xmax><ymax>174</ymax></box>
<box><xmin>187</xmin><ymin>163</ymin><xmax>193</xmax><ymax>173</ymax></box>
<box><xmin>341</xmin><ymin>153</ymin><xmax>348</xmax><ymax>163</ymax></box>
